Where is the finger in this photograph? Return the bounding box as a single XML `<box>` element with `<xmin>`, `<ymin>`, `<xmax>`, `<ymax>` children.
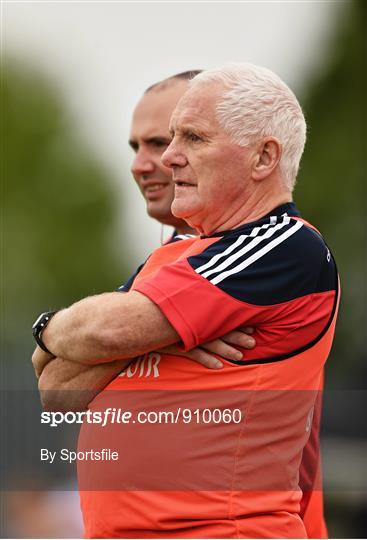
<box><xmin>237</xmin><ymin>326</ymin><xmax>254</xmax><ymax>334</ymax></box>
<box><xmin>157</xmin><ymin>346</ymin><xmax>223</xmax><ymax>369</ymax></box>
<box><xmin>200</xmin><ymin>339</ymin><xmax>243</xmax><ymax>361</ymax></box>
<box><xmin>220</xmin><ymin>330</ymin><xmax>256</xmax><ymax>349</ymax></box>
<box><xmin>185</xmin><ymin>348</ymin><xmax>223</xmax><ymax>369</ymax></box>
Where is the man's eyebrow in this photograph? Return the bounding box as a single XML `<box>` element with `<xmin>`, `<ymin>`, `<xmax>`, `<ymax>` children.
<box><xmin>181</xmin><ymin>125</ymin><xmax>208</xmax><ymax>139</ymax></box>
<box><xmin>128</xmin><ymin>136</ymin><xmax>171</xmax><ymax>148</ymax></box>
<box><xmin>145</xmin><ymin>136</ymin><xmax>172</xmax><ymax>144</ymax></box>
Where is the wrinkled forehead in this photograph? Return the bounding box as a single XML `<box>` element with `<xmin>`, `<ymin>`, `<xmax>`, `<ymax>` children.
<box><xmin>169</xmin><ymin>82</ymin><xmax>224</xmax><ymax>131</ymax></box>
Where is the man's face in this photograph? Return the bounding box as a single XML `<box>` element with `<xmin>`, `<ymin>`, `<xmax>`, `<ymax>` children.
<box><xmin>129</xmin><ymin>79</ymin><xmax>189</xmax><ymax>228</ymax></box>
<box><xmin>161</xmin><ymin>83</ymin><xmax>255</xmax><ymax>235</ymax></box>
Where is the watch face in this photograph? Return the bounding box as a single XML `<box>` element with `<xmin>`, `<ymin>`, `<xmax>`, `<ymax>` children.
<box><xmin>32</xmin><ymin>313</ymin><xmax>46</xmax><ymax>331</ymax></box>
<box><xmin>32</xmin><ymin>311</ymin><xmax>56</xmax><ymax>354</ymax></box>
<box><xmin>32</xmin><ymin>311</ymin><xmax>55</xmax><ymax>335</ymax></box>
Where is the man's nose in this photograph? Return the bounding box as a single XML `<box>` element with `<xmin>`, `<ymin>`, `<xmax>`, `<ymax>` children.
<box><xmin>131</xmin><ymin>149</ymin><xmax>155</xmax><ymax>176</ymax></box>
<box><xmin>161</xmin><ymin>141</ymin><xmax>187</xmax><ymax>169</ymax></box>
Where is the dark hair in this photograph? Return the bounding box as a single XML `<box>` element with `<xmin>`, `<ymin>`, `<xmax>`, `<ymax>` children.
<box><xmin>145</xmin><ymin>70</ymin><xmax>203</xmax><ymax>92</ymax></box>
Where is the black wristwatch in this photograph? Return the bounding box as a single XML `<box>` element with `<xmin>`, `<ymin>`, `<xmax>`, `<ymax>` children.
<box><xmin>32</xmin><ymin>310</ymin><xmax>57</xmax><ymax>354</ymax></box>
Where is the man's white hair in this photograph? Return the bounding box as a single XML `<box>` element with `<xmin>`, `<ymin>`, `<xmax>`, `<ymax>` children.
<box><xmin>189</xmin><ymin>63</ymin><xmax>306</xmax><ymax>191</ymax></box>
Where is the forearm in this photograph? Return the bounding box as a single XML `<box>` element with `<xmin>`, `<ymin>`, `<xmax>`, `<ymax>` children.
<box><xmin>39</xmin><ymin>357</ymin><xmax>130</xmax><ymax>411</ymax></box>
<box><xmin>42</xmin><ymin>291</ymin><xmax>178</xmax><ymax>364</ymax></box>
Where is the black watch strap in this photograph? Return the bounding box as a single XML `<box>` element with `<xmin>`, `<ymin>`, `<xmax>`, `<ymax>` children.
<box><xmin>32</xmin><ymin>310</ymin><xmax>58</xmax><ymax>354</ymax></box>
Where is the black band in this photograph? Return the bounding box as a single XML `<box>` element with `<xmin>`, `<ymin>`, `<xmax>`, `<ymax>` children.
<box><xmin>32</xmin><ymin>310</ymin><xmax>58</xmax><ymax>355</ymax></box>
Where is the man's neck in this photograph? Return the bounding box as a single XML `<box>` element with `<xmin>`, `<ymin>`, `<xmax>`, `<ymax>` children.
<box><xmin>195</xmin><ymin>193</ymin><xmax>293</xmax><ymax>236</ymax></box>
<box><xmin>227</xmin><ymin>195</ymin><xmax>293</xmax><ymax>229</ymax></box>
<box><xmin>175</xmin><ymin>223</ymin><xmax>196</xmax><ymax>235</ymax></box>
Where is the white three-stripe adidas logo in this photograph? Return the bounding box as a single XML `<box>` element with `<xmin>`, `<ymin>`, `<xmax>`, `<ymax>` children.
<box><xmin>195</xmin><ymin>214</ymin><xmax>303</xmax><ymax>285</ymax></box>
<box><xmin>174</xmin><ymin>234</ymin><xmax>196</xmax><ymax>240</ymax></box>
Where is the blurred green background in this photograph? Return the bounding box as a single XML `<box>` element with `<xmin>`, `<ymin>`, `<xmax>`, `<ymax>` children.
<box><xmin>1</xmin><ymin>0</ymin><xmax>366</xmax><ymax>537</ymax></box>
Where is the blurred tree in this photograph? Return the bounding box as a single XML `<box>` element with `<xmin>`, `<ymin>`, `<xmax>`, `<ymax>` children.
<box><xmin>295</xmin><ymin>0</ymin><xmax>366</xmax><ymax>386</ymax></box>
<box><xmin>1</xmin><ymin>59</ymin><xmax>130</xmax><ymax>381</ymax></box>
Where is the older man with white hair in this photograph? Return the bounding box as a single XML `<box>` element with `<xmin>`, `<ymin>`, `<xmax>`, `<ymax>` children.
<box><xmin>32</xmin><ymin>63</ymin><xmax>339</xmax><ymax>538</ymax></box>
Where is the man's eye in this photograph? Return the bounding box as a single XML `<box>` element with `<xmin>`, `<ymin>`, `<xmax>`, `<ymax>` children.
<box><xmin>152</xmin><ymin>140</ymin><xmax>169</xmax><ymax>148</ymax></box>
<box><xmin>187</xmin><ymin>133</ymin><xmax>201</xmax><ymax>142</ymax></box>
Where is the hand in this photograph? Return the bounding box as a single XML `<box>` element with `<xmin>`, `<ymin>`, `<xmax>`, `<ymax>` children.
<box><xmin>32</xmin><ymin>346</ymin><xmax>55</xmax><ymax>378</ymax></box>
<box><xmin>157</xmin><ymin>327</ymin><xmax>256</xmax><ymax>370</ymax></box>
<box><xmin>210</xmin><ymin>326</ymin><xmax>256</xmax><ymax>355</ymax></box>
<box><xmin>197</xmin><ymin>326</ymin><xmax>256</xmax><ymax>365</ymax></box>
<box><xmin>157</xmin><ymin>344</ymin><xmax>223</xmax><ymax>369</ymax></box>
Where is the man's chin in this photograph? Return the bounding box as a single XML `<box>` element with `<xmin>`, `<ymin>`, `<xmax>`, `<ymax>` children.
<box><xmin>146</xmin><ymin>201</ymin><xmax>171</xmax><ymax>221</ymax></box>
<box><xmin>171</xmin><ymin>201</ymin><xmax>197</xmax><ymax>222</ymax></box>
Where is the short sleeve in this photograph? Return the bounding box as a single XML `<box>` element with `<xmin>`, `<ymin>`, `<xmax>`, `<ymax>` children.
<box><xmin>134</xmin><ymin>217</ymin><xmax>338</xmax><ymax>351</ymax></box>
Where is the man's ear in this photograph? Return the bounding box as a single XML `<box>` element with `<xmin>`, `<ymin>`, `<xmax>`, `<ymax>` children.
<box><xmin>252</xmin><ymin>137</ymin><xmax>282</xmax><ymax>181</ymax></box>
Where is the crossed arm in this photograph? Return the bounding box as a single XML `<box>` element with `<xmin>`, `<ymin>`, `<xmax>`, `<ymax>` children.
<box><xmin>40</xmin><ymin>291</ymin><xmax>179</xmax><ymax>363</ymax></box>
<box><xmin>33</xmin><ymin>290</ymin><xmax>255</xmax><ymax>410</ymax></box>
